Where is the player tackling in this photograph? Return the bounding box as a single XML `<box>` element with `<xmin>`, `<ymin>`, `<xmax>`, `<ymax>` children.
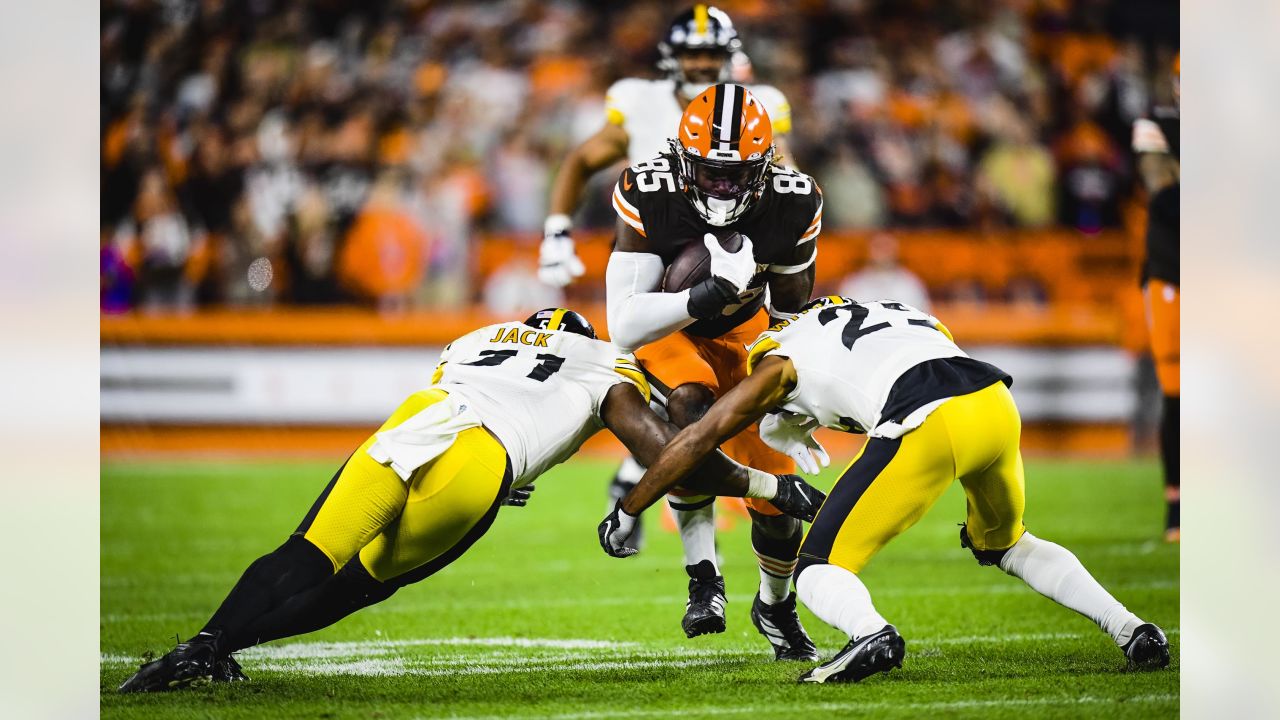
<box><xmin>118</xmin><ymin>309</ymin><xmax>824</xmax><ymax>692</ymax></box>
<box><xmin>600</xmin><ymin>297</ymin><xmax>1171</xmax><ymax>682</ymax></box>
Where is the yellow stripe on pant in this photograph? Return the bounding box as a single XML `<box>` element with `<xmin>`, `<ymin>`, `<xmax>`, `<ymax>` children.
<box><xmin>297</xmin><ymin>388</ymin><xmax>510</xmax><ymax>583</ymax></box>
<box><xmin>799</xmin><ymin>382</ymin><xmax>1026</xmax><ymax>574</ymax></box>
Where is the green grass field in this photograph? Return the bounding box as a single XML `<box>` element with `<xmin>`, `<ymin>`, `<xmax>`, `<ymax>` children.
<box><xmin>101</xmin><ymin>456</ymin><xmax>1178</xmax><ymax>719</ymax></box>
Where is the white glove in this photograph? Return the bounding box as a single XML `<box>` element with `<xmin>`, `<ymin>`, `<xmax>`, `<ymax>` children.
<box><xmin>704</xmin><ymin>232</ymin><xmax>756</xmax><ymax>295</ymax></box>
<box><xmin>598</xmin><ymin>502</ymin><xmax>639</xmax><ymax>558</ymax></box>
<box><xmin>760</xmin><ymin>411</ymin><xmax>830</xmax><ymax>475</ymax></box>
<box><xmin>538</xmin><ymin>214</ymin><xmax>586</xmax><ymax>287</ymax></box>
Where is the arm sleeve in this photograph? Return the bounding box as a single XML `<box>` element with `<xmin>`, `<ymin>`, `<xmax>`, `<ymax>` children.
<box><xmin>605</xmin><ymin>251</ymin><xmax>696</xmax><ymax>353</ymax></box>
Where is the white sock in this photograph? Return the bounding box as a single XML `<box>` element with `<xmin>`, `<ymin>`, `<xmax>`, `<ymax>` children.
<box><xmin>756</xmin><ymin>558</ymin><xmax>795</xmax><ymax>604</ymax></box>
<box><xmin>669</xmin><ymin>494</ymin><xmax>718</xmax><ymax>572</ymax></box>
<box><xmin>744</xmin><ymin>468</ymin><xmax>778</xmax><ymax>499</ymax></box>
<box><xmin>999</xmin><ymin>532</ymin><xmax>1144</xmax><ymax>646</ymax></box>
<box><xmin>795</xmin><ymin>564</ymin><xmax>888</xmax><ymax>640</ymax></box>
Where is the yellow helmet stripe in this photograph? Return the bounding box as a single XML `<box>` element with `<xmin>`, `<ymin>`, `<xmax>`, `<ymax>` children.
<box><xmin>546</xmin><ymin>308</ymin><xmax>568</xmax><ymax>331</ymax></box>
<box><xmin>694</xmin><ymin>4</ymin><xmax>709</xmax><ymax>35</ymax></box>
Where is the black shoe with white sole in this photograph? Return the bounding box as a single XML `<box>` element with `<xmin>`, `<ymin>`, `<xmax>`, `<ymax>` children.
<box><xmin>798</xmin><ymin>625</ymin><xmax>905</xmax><ymax>684</ymax></box>
<box><xmin>681</xmin><ymin>561</ymin><xmax>726</xmax><ymax>638</ymax></box>
<box><xmin>751</xmin><ymin>593</ymin><xmax>820</xmax><ymax>661</ymax></box>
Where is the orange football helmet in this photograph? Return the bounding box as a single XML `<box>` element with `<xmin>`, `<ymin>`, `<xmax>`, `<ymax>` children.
<box><xmin>668</xmin><ymin>82</ymin><xmax>775</xmax><ymax>226</ymax></box>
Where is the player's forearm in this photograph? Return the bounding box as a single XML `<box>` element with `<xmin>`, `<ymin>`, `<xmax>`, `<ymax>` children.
<box><xmin>605</xmin><ymin>252</ymin><xmax>696</xmax><ymax>352</ymax></box>
<box><xmin>548</xmin><ymin>151</ymin><xmax>592</xmax><ymax>217</ymax></box>
<box><xmin>767</xmin><ymin>263</ymin><xmax>816</xmax><ymax>319</ymax></box>
<box><xmin>620</xmin><ymin>427</ymin><xmax>725</xmax><ymax>515</ymax></box>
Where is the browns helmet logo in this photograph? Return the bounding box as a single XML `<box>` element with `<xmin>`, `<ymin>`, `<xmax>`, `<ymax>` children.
<box><xmin>669</xmin><ymin>83</ymin><xmax>775</xmax><ymax>226</ymax></box>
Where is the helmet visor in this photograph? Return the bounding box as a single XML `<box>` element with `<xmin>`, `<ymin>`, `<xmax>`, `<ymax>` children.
<box><xmin>688</xmin><ymin>156</ymin><xmax>766</xmax><ymax>199</ymax></box>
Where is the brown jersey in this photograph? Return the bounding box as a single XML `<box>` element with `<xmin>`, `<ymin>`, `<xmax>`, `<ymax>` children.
<box><xmin>612</xmin><ymin>155</ymin><xmax>821</xmax><ymax>338</ymax></box>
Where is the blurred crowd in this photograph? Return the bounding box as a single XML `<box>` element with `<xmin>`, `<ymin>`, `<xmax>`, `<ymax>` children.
<box><xmin>101</xmin><ymin>0</ymin><xmax>1178</xmax><ymax>312</ymax></box>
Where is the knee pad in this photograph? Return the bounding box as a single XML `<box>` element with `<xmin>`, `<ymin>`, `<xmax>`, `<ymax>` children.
<box><xmin>667</xmin><ymin>383</ymin><xmax>716</xmax><ymax>427</ymax></box>
<box><xmin>959</xmin><ymin>524</ymin><xmax>1012</xmax><ymax>567</ymax></box>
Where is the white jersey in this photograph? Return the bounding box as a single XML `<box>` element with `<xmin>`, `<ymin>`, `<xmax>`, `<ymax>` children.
<box><xmin>604</xmin><ymin>78</ymin><xmax>792</xmax><ymax>165</ymax></box>
<box><xmin>432</xmin><ymin>322</ymin><xmax>648</xmax><ymax>486</ymax></box>
<box><xmin>746</xmin><ymin>298</ymin><xmax>1008</xmax><ymax>439</ymax></box>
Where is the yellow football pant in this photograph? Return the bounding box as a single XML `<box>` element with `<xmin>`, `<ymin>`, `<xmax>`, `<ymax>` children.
<box><xmin>295</xmin><ymin>389</ymin><xmax>510</xmax><ymax>584</ymax></box>
<box><xmin>799</xmin><ymin>381</ymin><xmax>1026</xmax><ymax>574</ymax></box>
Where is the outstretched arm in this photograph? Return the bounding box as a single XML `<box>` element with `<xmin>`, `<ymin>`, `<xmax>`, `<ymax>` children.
<box><xmin>599</xmin><ymin>381</ymin><xmax>751</xmax><ymax>504</ymax></box>
<box><xmin>548</xmin><ymin>124</ymin><xmax>630</xmax><ymax>217</ymax></box>
<box><xmin>620</xmin><ymin>355</ymin><xmax>797</xmax><ymax>513</ymax></box>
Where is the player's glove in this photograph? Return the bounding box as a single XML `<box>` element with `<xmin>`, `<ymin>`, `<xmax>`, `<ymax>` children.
<box><xmin>503</xmin><ymin>484</ymin><xmax>535</xmax><ymax>507</ymax></box>
<box><xmin>538</xmin><ymin>214</ymin><xmax>586</xmax><ymax>287</ymax></box>
<box><xmin>769</xmin><ymin>474</ymin><xmax>827</xmax><ymax>523</ymax></box>
<box><xmin>598</xmin><ymin>502</ymin><xmax>640</xmax><ymax>558</ymax></box>
<box><xmin>689</xmin><ymin>233</ymin><xmax>757</xmax><ymax>320</ymax></box>
<box><xmin>760</xmin><ymin>411</ymin><xmax>830</xmax><ymax>475</ymax></box>
<box><xmin>704</xmin><ymin>232</ymin><xmax>756</xmax><ymax>295</ymax></box>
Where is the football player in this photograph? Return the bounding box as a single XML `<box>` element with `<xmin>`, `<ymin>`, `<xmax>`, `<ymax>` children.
<box><xmin>605</xmin><ymin>82</ymin><xmax>823</xmax><ymax>659</ymax></box>
<box><xmin>118</xmin><ymin>309</ymin><xmax>825</xmax><ymax>692</ymax></box>
<box><xmin>600</xmin><ymin>297</ymin><xmax>1172</xmax><ymax>682</ymax></box>
<box><xmin>540</xmin><ymin>4</ymin><xmax>793</xmax><ymax>287</ymax></box>
<box><xmin>541</xmin><ymin>4</ymin><xmax>794</xmax><ymax>561</ymax></box>
<box><xmin>1131</xmin><ymin>53</ymin><xmax>1179</xmax><ymax>542</ymax></box>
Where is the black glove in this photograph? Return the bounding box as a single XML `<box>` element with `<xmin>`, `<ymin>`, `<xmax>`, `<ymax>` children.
<box><xmin>598</xmin><ymin>502</ymin><xmax>640</xmax><ymax>558</ymax></box>
<box><xmin>769</xmin><ymin>474</ymin><xmax>827</xmax><ymax>523</ymax></box>
<box><xmin>503</xmin><ymin>484</ymin><xmax>535</xmax><ymax>507</ymax></box>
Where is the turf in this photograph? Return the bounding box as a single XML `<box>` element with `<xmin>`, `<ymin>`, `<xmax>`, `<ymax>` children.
<box><xmin>101</xmin><ymin>456</ymin><xmax>1178</xmax><ymax>719</ymax></box>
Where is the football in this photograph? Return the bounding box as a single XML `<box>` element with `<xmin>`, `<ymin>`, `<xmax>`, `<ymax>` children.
<box><xmin>662</xmin><ymin>232</ymin><xmax>745</xmax><ymax>292</ymax></box>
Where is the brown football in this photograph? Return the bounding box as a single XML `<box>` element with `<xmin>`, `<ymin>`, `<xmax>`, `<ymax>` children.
<box><xmin>662</xmin><ymin>232</ymin><xmax>745</xmax><ymax>292</ymax></box>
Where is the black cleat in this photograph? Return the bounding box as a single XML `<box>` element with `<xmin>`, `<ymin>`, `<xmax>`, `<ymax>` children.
<box><xmin>117</xmin><ymin>635</ymin><xmax>218</xmax><ymax>693</ymax></box>
<box><xmin>213</xmin><ymin>654</ymin><xmax>250</xmax><ymax>683</ymax></box>
<box><xmin>751</xmin><ymin>593</ymin><xmax>820</xmax><ymax>661</ymax></box>
<box><xmin>1123</xmin><ymin>623</ymin><xmax>1171</xmax><ymax>669</ymax></box>
<box><xmin>798</xmin><ymin>625</ymin><xmax>905</xmax><ymax>684</ymax></box>
<box><xmin>682</xmin><ymin>560</ymin><xmax>727</xmax><ymax>638</ymax></box>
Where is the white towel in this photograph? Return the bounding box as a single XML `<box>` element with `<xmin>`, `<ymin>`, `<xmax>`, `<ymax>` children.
<box><xmin>367</xmin><ymin>392</ymin><xmax>485</xmax><ymax>482</ymax></box>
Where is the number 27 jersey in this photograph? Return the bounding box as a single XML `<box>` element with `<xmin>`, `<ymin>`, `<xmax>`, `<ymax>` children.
<box><xmin>746</xmin><ymin>298</ymin><xmax>1009</xmax><ymax>439</ymax></box>
<box><xmin>432</xmin><ymin>322</ymin><xmax>648</xmax><ymax>485</ymax></box>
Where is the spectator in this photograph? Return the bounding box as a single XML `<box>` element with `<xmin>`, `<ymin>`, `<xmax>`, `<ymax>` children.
<box><xmin>816</xmin><ymin>145</ymin><xmax>886</xmax><ymax>229</ymax></box>
<box><xmin>483</xmin><ymin>258</ymin><xmax>566</xmax><ymax>316</ymax></box>
<box><xmin>976</xmin><ymin>117</ymin><xmax>1057</xmax><ymax>227</ymax></box>
<box><xmin>838</xmin><ymin>233</ymin><xmax>931</xmax><ymax>312</ymax></box>
<box><xmin>337</xmin><ymin>171</ymin><xmax>429</xmax><ymax>314</ymax></box>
